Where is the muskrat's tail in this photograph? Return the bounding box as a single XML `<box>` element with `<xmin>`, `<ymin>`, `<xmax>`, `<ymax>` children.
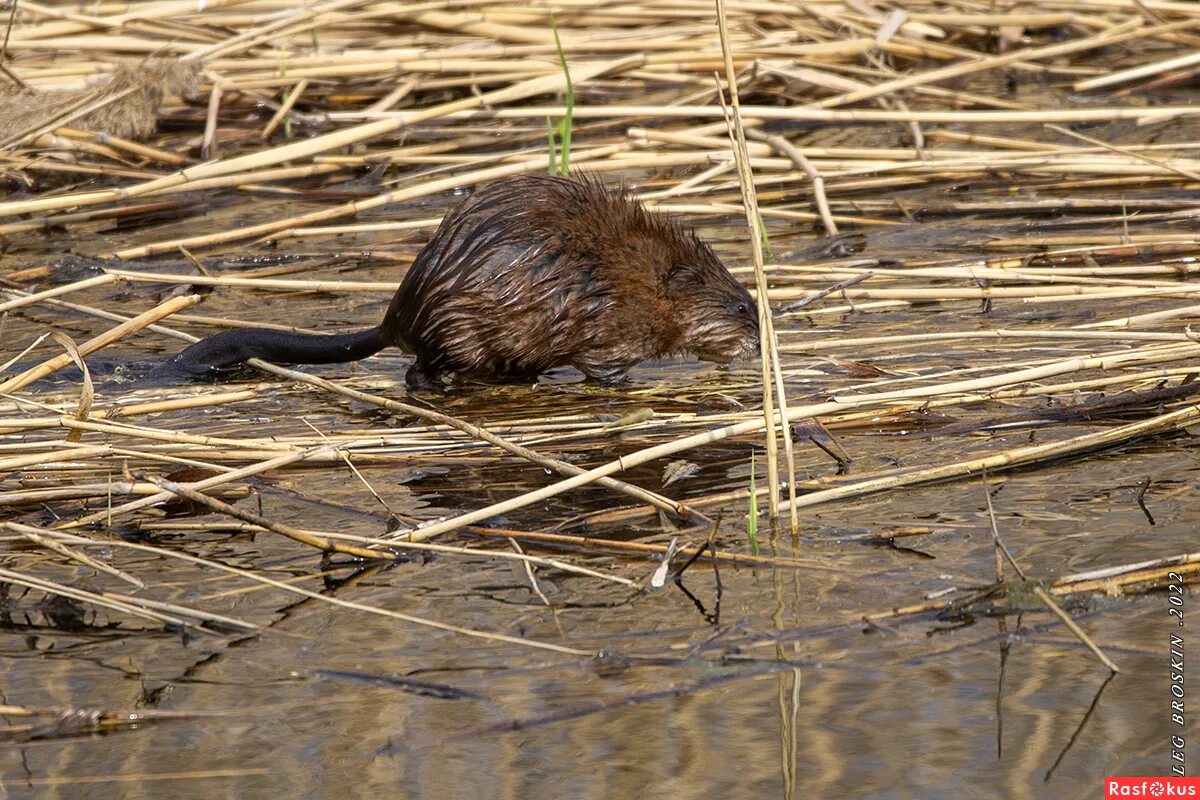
<box><xmin>164</xmin><ymin>326</ymin><xmax>387</xmax><ymax>377</ymax></box>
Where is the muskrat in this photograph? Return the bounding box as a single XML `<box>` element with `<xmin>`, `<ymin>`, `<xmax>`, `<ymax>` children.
<box><xmin>165</xmin><ymin>174</ymin><xmax>760</xmax><ymax>387</ymax></box>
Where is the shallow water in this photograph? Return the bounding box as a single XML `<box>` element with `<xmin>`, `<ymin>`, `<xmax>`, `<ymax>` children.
<box><xmin>2</xmin><ymin>116</ymin><xmax>1199</xmax><ymax>798</ymax></box>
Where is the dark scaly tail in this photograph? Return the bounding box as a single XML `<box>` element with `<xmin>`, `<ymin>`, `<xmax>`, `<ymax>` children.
<box><xmin>165</xmin><ymin>326</ymin><xmax>387</xmax><ymax>377</ymax></box>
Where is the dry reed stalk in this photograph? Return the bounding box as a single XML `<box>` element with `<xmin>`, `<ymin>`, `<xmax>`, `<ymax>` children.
<box><xmin>1</xmin><ymin>483</ymin><xmax>252</xmax><ymax>507</ymax></box>
<box><xmin>0</xmin><ymin>274</ymin><xmax>118</xmax><ymax>315</ymax></box>
<box><xmin>0</xmin><ymin>198</ymin><xmax>197</xmax><ymax>237</ymax></box>
<box><xmin>745</xmin><ymin>130</ymin><xmax>837</xmax><ymax>236</ymax></box>
<box><xmin>460</xmin><ymin>524</ymin><xmax>835</xmax><ymax>570</ymax></box>
<box><xmin>107</xmin><ymin>447</ymin><xmax>234</xmax><ymax>474</ymax></box>
<box><xmin>715</xmin><ymin>0</ymin><xmax>788</xmax><ymax>528</ymax></box>
<box><xmin>47</xmin><ymin>332</ymin><xmax>92</xmax><ymax>443</ymax></box>
<box><xmin>0</xmin><ymin>55</ymin><xmax>637</xmax><ymax>219</ymax></box>
<box><xmin>0</xmin><ymin>294</ymin><xmax>199</xmax><ymax>394</ymax></box>
<box><xmin>0</xmin><ymin>444</ymin><xmax>111</xmax><ymax>471</ymax></box>
<box><xmin>260</xmin><ymin>77</ymin><xmax>307</xmax><ymax>139</ymax></box>
<box><xmin>102</xmin><ymin>268</ymin><xmax>397</xmax><ymax>293</ymax></box>
<box><xmin>55</xmin><ymin>126</ymin><xmax>191</xmax><ymax>165</ymax></box>
<box><xmin>5</xmin><ymin>522</ymin><xmax>589</xmax><ymax>654</ymax></box>
<box><xmin>240</xmin><ymin>361</ymin><xmax>699</xmax><ymax>520</ymax></box>
<box><xmin>0</xmin><ymin>290</ymin><xmax>205</xmax><ymax>349</ymax></box>
<box><xmin>200</xmin><ymin>79</ymin><xmax>221</xmax><ymax>160</ymax></box>
<box><xmin>1051</xmin><ymin>551</ymin><xmax>1200</xmax><ymax>594</ymax></box>
<box><xmin>18</xmin><ymin>528</ymin><xmax>145</xmax><ymax>588</ymax></box>
<box><xmin>103</xmin><ymin>389</ymin><xmax>258</xmax><ymax>418</ymax></box>
<box><xmin>108</xmin><ymin>144</ymin><xmax>629</xmax><ymax>258</ymax></box>
<box><xmin>768</xmin><ymin>267</ymin><xmax>1189</xmax><ymax>295</ymax></box>
<box><xmin>1080</xmin><ymin>303</ymin><xmax>1200</xmax><ymax>329</ymax></box>
<box><xmin>1032</xmin><ymin>585</ymin><xmax>1120</xmax><ymax>673</ymax></box>
<box><xmin>1075</xmin><ymin>48</ymin><xmax>1200</xmax><ymax>91</ymax></box>
<box><xmin>764</xmin><ymin>284</ymin><xmax>1200</xmax><ymax>303</ymax></box>
<box><xmin>152</xmin><ymin>477</ymin><xmax>400</xmax><ymax>560</ymax></box>
<box><xmin>66</xmin><ymin>444</ymin><xmax>341</xmax><ymax>527</ymax></box>
<box><xmin>0</xmin><ymin>564</ymin><xmax>257</xmax><ymax>633</ymax></box>
<box><xmin>400</xmin><ymin>341</ymin><xmax>1200</xmax><ymax>542</ymax></box>
<box><xmin>269</xmin><ymin>216</ymin><xmax>443</xmax><ymax>241</ymax></box>
<box><xmin>357</xmin><ymin>104</ymin><xmax>1200</xmax><ymax>124</ymax></box>
<box><xmin>787</xmin><ymin>328</ymin><xmax>1198</xmax><ymax>353</ymax></box>
<box><xmin>56</xmin><ymin>417</ymin><xmax>294</xmax><ymax>450</ymax></box>
<box><xmin>771</xmin><ymin>402</ymin><xmax>1200</xmax><ymax>516</ymax></box>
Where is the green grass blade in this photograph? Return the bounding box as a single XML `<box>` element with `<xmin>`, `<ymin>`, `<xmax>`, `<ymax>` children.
<box><xmin>550</xmin><ymin>10</ymin><xmax>574</xmax><ymax>175</ymax></box>
<box><xmin>546</xmin><ymin>116</ymin><xmax>558</xmax><ymax>175</ymax></box>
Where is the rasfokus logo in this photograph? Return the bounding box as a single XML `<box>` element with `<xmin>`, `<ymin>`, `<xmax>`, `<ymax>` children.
<box><xmin>1106</xmin><ymin>778</ymin><xmax>1200</xmax><ymax>798</ymax></box>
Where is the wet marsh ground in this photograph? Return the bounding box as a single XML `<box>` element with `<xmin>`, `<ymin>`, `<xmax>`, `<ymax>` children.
<box><xmin>2</xmin><ymin>2</ymin><xmax>1200</xmax><ymax>797</ymax></box>
<box><xmin>3</xmin><ymin>183</ymin><xmax>1196</xmax><ymax>798</ymax></box>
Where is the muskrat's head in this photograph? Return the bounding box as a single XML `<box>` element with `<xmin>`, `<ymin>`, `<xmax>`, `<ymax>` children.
<box><xmin>667</xmin><ymin>235</ymin><xmax>760</xmax><ymax>365</ymax></box>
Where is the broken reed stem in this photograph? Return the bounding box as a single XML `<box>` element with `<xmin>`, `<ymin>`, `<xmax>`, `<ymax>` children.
<box><xmin>745</xmin><ymin>129</ymin><xmax>838</xmax><ymax>236</ymax></box>
<box><xmin>1032</xmin><ymin>585</ymin><xmax>1121</xmax><ymax>673</ymax></box>
<box><xmin>983</xmin><ymin>474</ymin><xmax>1118</xmax><ymax>673</ymax></box>
<box><xmin>261</xmin><ymin>77</ymin><xmax>307</xmax><ymax>139</ymax></box>
<box><xmin>200</xmin><ymin>80</ymin><xmax>221</xmax><ymax>160</ymax></box>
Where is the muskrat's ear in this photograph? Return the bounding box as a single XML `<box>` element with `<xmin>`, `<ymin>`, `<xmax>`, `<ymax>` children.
<box><xmin>666</xmin><ymin>261</ymin><xmax>703</xmax><ymax>290</ymax></box>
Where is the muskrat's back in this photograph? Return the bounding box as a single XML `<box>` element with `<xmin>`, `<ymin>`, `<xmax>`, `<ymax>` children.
<box><xmin>381</xmin><ymin>175</ymin><xmax>758</xmax><ymax>386</ymax></box>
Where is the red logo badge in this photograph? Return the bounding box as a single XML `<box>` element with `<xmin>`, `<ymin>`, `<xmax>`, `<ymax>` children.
<box><xmin>1106</xmin><ymin>778</ymin><xmax>1200</xmax><ymax>798</ymax></box>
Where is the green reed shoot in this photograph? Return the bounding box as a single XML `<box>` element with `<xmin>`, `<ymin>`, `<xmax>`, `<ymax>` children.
<box><xmin>546</xmin><ymin>10</ymin><xmax>574</xmax><ymax>176</ymax></box>
<box><xmin>757</xmin><ymin>217</ymin><xmax>773</xmax><ymax>262</ymax></box>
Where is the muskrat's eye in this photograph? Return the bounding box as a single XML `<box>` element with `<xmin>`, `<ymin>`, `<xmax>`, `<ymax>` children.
<box><xmin>735</xmin><ymin>303</ymin><xmax>749</xmax><ymax>315</ymax></box>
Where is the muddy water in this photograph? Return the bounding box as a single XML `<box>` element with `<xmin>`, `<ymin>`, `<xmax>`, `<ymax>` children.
<box><xmin>1</xmin><ymin>154</ymin><xmax>1198</xmax><ymax>799</ymax></box>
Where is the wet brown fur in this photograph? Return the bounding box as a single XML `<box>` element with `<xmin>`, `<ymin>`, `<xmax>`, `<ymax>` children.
<box><xmin>382</xmin><ymin>174</ymin><xmax>759</xmax><ymax>385</ymax></box>
<box><xmin>168</xmin><ymin>174</ymin><xmax>759</xmax><ymax>387</ymax></box>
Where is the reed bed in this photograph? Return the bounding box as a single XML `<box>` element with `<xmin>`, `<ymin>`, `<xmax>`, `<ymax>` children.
<box><xmin>1</xmin><ymin>0</ymin><xmax>1198</xmax><ymax>683</ymax></box>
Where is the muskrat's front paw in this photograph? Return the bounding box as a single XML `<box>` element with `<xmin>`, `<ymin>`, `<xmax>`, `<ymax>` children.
<box><xmin>404</xmin><ymin>365</ymin><xmax>444</xmax><ymax>392</ymax></box>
